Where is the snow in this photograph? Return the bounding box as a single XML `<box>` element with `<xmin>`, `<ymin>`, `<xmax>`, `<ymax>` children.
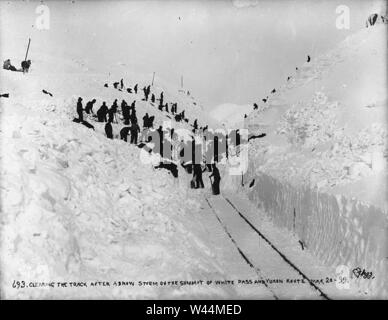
<box><xmin>240</xmin><ymin>25</ymin><xmax>388</xmax><ymax>297</ymax></box>
<box><xmin>1</xmin><ymin>4</ymin><xmax>386</xmax><ymax>299</ymax></box>
<box><xmin>246</xmin><ymin>26</ymin><xmax>387</xmax><ymax>206</ymax></box>
<box><xmin>210</xmin><ymin>103</ymin><xmax>252</xmax><ymax>129</ymax></box>
<box><xmin>0</xmin><ymin>95</ymin><xmax>228</xmax><ymax>299</ymax></box>
<box><xmin>0</xmin><ymin>39</ymin><xmax>230</xmax><ymax>298</ymax></box>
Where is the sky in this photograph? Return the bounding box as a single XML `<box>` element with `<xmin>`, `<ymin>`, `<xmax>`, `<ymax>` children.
<box><xmin>0</xmin><ymin>0</ymin><xmax>385</xmax><ymax>110</ymax></box>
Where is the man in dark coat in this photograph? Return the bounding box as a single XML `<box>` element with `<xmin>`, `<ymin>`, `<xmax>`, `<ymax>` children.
<box><xmin>148</xmin><ymin>115</ymin><xmax>155</xmax><ymax>128</ymax></box>
<box><xmin>130</xmin><ymin>121</ymin><xmax>140</xmax><ymax>144</ymax></box>
<box><xmin>105</xmin><ymin>121</ymin><xmax>113</xmax><ymax>139</ymax></box>
<box><xmin>97</xmin><ymin>102</ymin><xmax>108</xmax><ymax>122</ymax></box>
<box><xmin>143</xmin><ymin>113</ymin><xmax>149</xmax><ymax>128</ymax></box>
<box><xmin>21</xmin><ymin>60</ymin><xmax>31</xmax><ymax>73</ymax></box>
<box><xmin>120</xmin><ymin>126</ymin><xmax>131</xmax><ymax>142</ymax></box>
<box><xmin>85</xmin><ymin>99</ymin><xmax>96</xmax><ymax>114</ymax></box>
<box><xmin>76</xmin><ymin>97</ymin><xmax>83</xmax><ymax>121</ymax></box>
<box><xmin>209</xmin><ymin>163</ymin><xmax>221</xmax><ymax>195</ymax></box>
<box><xmin>159</xmin><ymin>92</ymin><xmax>164</xmax><ymax>107</ymax></box>
<box><xmin>193</xmin><ymin>164</ymin><xmax>204</xmax><ymax>189</ymax></box>
<box><xmin>108</xmin><ymin>99</ymin><xmax>118</xmax><ymax>123</ymax></box>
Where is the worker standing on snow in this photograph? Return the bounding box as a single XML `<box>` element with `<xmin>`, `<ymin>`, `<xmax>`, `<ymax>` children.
<box><xmin>193</xmin><ymin>163</ymin><xmax>204</xmax><ymax>189</ymax></box>
<box><xmin>209</xmin><ymin>163</ymin><xmax>221</xmax><ymax>195</ymax></box>
<box><xmin>97</xmin><ymin>102</ymin><xmax>109</xmax><ymax>122</ymax></box>
<box><xmin>130</xmin><ymin>120</ymin><xmax>140</xmax><ymax>144</ymax></box>
<box><xmin>143</xmin><ymin>113</ymin><xmax>149</xmax><ymax>128</ymax></box>
<box><xmin>108</xmin><ymin>99</ymin><xmax>118</xmax><ymax>123</ymax></box>
<box><xmin>76</xmin><ymin>97</ymin><xmax>83</xmax><ymax>121</ymax></box>
<box><xmin>105</xmin><ymin>121</ymin><xmax>113</xmax><ymax>139</ymax></box>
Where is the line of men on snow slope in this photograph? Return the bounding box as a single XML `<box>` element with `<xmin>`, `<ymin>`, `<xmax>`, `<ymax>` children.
<box><xmin>74</xmin><ymin>78</ymin><xmax>266</xmax><ymax>192</ymax></box>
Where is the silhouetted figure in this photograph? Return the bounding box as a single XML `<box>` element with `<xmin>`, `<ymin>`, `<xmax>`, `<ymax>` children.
<box><xmin>134</xmin><ymin>84</ymin><xmax>138</xmax><ymax>94</ymax></box>
<box><xmin>148</xmin><ymin>115</ymin><xmax>155</xmax><ymax>128</ymax></box>
<box><xmin>76</xmin><ymin>97</ymin><xmax>83</xmax><ymax>121</ymax></box>
<box><xmin>262</xmin><ymin>98</ymin><xmax>267</xmax><ymax>103</ymax></box>
<box><xmin>159</xmin><ymin>92</ymin><xmax>164</xmax><ymax>108</ymax></box>
<box><xmin>120</xmin><ymin>126</ymin><xmax>130</xmax><ymax>142</ymax></box>
<box><xmin>105</xmin><ymin>121</ymin><xmax>113</xmax><ymax>139</ymax></box>
<box><xmin>193</xmin><ymin>164</ymin><xmax>204</xmax><ymax>189</ymax></box>
<box><xmin>244</xmin><ymin>114</ymin><xmax>247</xmax><ymax>118</ymax></box>
<box><xmin>287</xmin><ymin>76</ymin><xmax>291</xmax><ymax>81</ymax></box>
<box><xmin>271</xmin><ymin>88</ymin><xmax>276</xmax><ymax>94</ymax></box>
<box><xmin>151</xmin><ymin>93</ymin><xmax>155</xmax><ymax>103</ymax></box>
<box><xmin>127</xmin><ymin>88</ymin><xmax>132</xmax><ymax>93</ymax></box>
<box><xmin>122</xmin><ymin>100</ymin><xmax>130</xmax><ymax>124</ymax></box>
<box><xmin>253</xmin><ymin>103</ymin><xmax>259</xmax><ymax>110</ymax></box>
<box><xmin>104</xmin><ymin>83</ymin><xmax>108</xmax><ymax>88</ymax></box>
<box><xmin>164</xmin><ymin>103</ymin><xmax>169</xmax><ymax>113</ymax></box>
<box><xmin>143</xmin><ymin>86</ymin><xmax>151</xmax><ymax>101</ymax></box>
<box><xmin>156</xmin><ymin>126</ymin><xmax>164</xmax><ymax>156</ymax></box>
<box><xmin>108</xmin><ymin>99</ymin><xmax>118</xmax><ymax>123</ymax></box>
<box><xmin>113</xmin><ymin>82</ymin><xmax>119</xmax><ymax>89</ymax></box>
<box><xmin>120</xmin><ymin>78</ymin><xmax>124</xmax><ymax>89</ymax></box>
<box><xmin>193</xmin><ymin>119</ymin><xmax>198</xmax><ymax>130</ymax></box>
<box><xmin>143</xmin><ymin>113</ymin><xmax>149</xmax><ymax>128</ymax></box>
<box><xmin>209</xmin><ymin>163</ymin><xmax>221</xmax><ymax>195</ymax></box>
<box><xmin>21</xmin><ymin>60</ymin><xmax>31</xmax><ymax>73</ymax></box>
<box><xmin>130</xmin><ymin>121</ymin><xmax>140</xmax><ymax>144</ymax></box>
<box><xmin>171</xmin><ymin>103</ymin><xmax>177</xmax><ymax>114</ymax></box>
<box><xmin>85</xmin><ymin>99</ymin><xmax>96</xmax><ymax>114</ymax></box>
<box><xmin>3</xmin><ymin>59</ymin><xmax>17</xmax><ymax>71</ymax></box>
<box><xmin>97</xmin><ymin>102</ymin><xmax>108</xmax><ymax>122</ymax></box>
<box><xmin>130</xmin><ymin>106</ymin><xmax>138</xmax><ymax>124</ymax></box>
<box><xmin>307</xmin><ymin>55</ymin><xmax>311</xmax><ymax>63</ymax></box>
<box><xmin>366</xmin><ymin>13</ymin><xmax>379</xmax><ymax>27</ymax></box>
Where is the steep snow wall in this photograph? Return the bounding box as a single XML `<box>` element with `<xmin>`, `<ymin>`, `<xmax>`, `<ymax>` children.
<box><xmin>233</xmin><ymin>25</ymin><xmax>388</xmax><ymax>298</ymax></box>
<box><xmin>242</xmin><ymin>172</ymin><xmax>387</xmax><ymax>298</ymax></box>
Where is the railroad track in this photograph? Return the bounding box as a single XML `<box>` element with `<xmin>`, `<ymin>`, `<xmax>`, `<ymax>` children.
<box><xmin>205</xmin><ymin>195</ymin><xmax>330</xmax><ymax>300</ymax></box>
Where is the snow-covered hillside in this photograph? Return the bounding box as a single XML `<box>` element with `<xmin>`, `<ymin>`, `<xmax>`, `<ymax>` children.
<box><xmin>240</xmin><ymin>24</ymin><xmax>387</xmax><ymax>297</ymax></box>
<box><xmin>246</xmin><ymin>24</ymin><xmax>387</xmax><ymax>210</ymax></box>
<box><xmin>0</xmin><ymin>48</ymin><xmax>226</xmax><ymax>299</ymax></box>
<box><xmin>210</xmin><ymin>103</ymin><xmax>252</xmax><ymax>129</ymax></box>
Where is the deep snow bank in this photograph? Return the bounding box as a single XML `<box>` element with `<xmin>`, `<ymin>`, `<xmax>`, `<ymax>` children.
<box><xmin>243</xmin><ymin>172</ymin><xmax>387</xmax><ymax>297</ymax></box>
<box><xmin>241</xmin><ymin>25</ymin><xmax>387</xmax><ymax>297</ymax></box>
<box><xmin>0</xmin><ymin>98</ymin><xmax>231</xmax><ymax>299</ymax></box>
<box><xmin>0</xmin><ymin>48</ymin><xmax>229</xmax><ymax>298</ymax></box>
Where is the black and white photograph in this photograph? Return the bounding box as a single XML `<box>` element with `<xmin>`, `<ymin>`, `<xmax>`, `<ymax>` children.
<box><xmin>0</xmin><ymin>0</ymin><xmax>387</xmax><ymax>303</ymax></box>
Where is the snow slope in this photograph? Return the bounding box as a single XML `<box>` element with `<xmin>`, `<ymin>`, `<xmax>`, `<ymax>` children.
<box><xmin>246</xmin><ymin>25</ymin><xmax>387</xmax><ymax>208</ymax></box>
<box><xmin>240</xmin><ymin>24</ymin><xmax>388</xmax><ymax>297</ymax></box>
<box><xmin>210</xmin><ymin>103</ymin><xmax>252</xmax><ymax>129</ymax></box>
<box><xmin>0</xmin><ymin>46</ymin><xmax>226</xmax><ymax>299</ymax></box>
